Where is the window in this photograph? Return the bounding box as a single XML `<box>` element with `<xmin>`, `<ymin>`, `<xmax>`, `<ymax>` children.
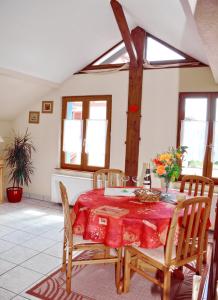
<box><xmin>81</xmin><ymin>30</ymin><xmax>201</xmax><ymax>73</ymax></box>
<box><xmin>61</xmin><ymin>95</ymin><xmax>112</xmax><ymax>171</ymax></box>
<box><xmin>177</xmin><ymin>92</ymin><xmax>218</xmax><ymax>183</ymax></box>
<box><xmin>146</xmin><ymin>37</ymin><xmax>185</xmax><ymax>62</ymax></box>
<box><xmin>93</xmin><ymin>42</ymin><xmax>129</xmax><ymax>65</ymax></box>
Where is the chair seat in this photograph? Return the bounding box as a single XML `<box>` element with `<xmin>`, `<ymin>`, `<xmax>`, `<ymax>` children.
<box><xmin>132</xmin><ymin>245</ymin><xmax>176</xmax><ymax>264</ymax></box>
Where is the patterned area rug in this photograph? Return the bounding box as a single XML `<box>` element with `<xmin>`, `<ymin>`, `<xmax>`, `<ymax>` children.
<box><xmin>26</xmin><ymin>250</ymin><xmax>194</xmax><ymax>300</ymax></box>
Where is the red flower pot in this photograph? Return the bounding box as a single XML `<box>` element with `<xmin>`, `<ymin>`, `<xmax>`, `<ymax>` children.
<box><xmin>7</xmin><ymin>187</ymin><xmax>23</xmax><ymax>203</ymax></box>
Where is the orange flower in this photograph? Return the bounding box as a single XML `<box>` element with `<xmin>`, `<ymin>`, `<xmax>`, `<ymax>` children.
<box><xmin>156</xmin><ymin>165</ymin><xmax>166</xmax><ymax>175</ymax></box>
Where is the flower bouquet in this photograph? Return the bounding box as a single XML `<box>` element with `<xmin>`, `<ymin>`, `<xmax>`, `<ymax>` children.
<box><xmin>152</xmin><ymin>146</ymin><xmax>187</xmax><ymax>195</ymax></box>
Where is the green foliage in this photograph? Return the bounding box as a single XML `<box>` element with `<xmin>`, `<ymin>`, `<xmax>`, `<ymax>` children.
<box><xmin>4</xmin><ymin>130</ymin><xmax>35</xmax><ymax>187</ymax></box>
<box><xmin>188</xmin><ymin>160</ymin><xmax>203</xmax><ymax>168</ymax></box>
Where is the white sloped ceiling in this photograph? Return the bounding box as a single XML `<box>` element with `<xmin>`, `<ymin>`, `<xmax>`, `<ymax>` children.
<box><xmin>0</xmin><ymin>0</ymin><xmax>214</xmax><ymax>120</ymax></box>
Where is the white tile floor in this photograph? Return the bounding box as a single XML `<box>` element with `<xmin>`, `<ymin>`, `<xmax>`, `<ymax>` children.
<box><xmin>0</xmin><ymin>198</ymin><xmax>64</xmax><ymax>299</ymax></box>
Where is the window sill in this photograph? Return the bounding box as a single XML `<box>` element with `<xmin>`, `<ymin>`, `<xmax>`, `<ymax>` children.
<box><xmin>54</xmin><ymin>168</ymin><xmax>93</xmax><ymax>179</ymax></box>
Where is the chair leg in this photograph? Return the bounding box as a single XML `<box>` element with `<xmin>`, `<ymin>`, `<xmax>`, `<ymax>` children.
<box><xmin>62</xmin><ymin>235</ymin><xmax>67</xmax><ymax>272</ymax></box>
<box><xmin>66</xmin><ymin>247</ymin><xmax>73</xmax><ymax>294</ymax></box>
<box><xmin>115</xmin><ymin>248</ymin><xmax>122</xmax><ymax>294</ymax></box>
<box><xmin>123</xmin><ymin>248</ymin><xmax>131</xmax><ymax>293</ymax></box>
<box><xmin>162</xmin><ymin>270</ymin><xmax>171</xmax><ymax>300</ymax></box>
<box><xmin>196</xmin><ymin>254</ymin><xmax>203</xmax><ymax>275</ymax></box>
<box><xmin>203</xmin><ymin>232</ymin><xmax>208</xmax><ymax>264</ymax></box>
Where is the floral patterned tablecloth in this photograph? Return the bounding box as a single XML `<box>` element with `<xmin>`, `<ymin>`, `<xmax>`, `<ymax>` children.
<box><xmin>72</xmin><ymin>188</ymin><xmax>176</xmax><ymax>248</ymax></box>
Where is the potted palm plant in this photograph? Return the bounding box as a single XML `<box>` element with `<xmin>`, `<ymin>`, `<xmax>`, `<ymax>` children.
<box><xmin>4</xmin><ymin>130</ymin><xmax>35</xmax><ymax>202</ymax></box>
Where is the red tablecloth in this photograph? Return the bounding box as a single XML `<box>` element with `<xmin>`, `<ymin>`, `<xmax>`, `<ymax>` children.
<box><xmin>72</xmin><ymin>188</ymin><xmax>176</xmax><ymax>248</ymax></box>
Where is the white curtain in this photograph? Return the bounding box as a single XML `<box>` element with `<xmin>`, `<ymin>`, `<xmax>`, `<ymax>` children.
<box><xmin>212</xmin><ymin>121</ymin><xmax>218</xmax><ymax>162</ymax></box>
<box><xmin>181</xmin><ymin>120</ymin><xmax>208</xmax><ymax>161</ymax></box>
<box><xmin>63</xmin><ymin>119</ymin><xmax>83</xmax><ymax>153</ymax></box>
<box><xmin>85</xmin><ymin>119</ymin><xmax>107</xmax><ymax>155</ymax></box>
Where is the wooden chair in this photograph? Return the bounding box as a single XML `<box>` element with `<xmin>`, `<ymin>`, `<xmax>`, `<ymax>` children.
<box><xmin>123</xmin><ymin>196</ymin><xmax>212</xmax><ymax>300</ymax></box>
<box><xmin>59</xmin><ymin>181</ymin><xmax>122</xmax><ymax>294</ymax></box>
<box><xmin>93</xmin><ymin>168</ymin><xmax>126</xmax><ymax>189</ymax></box>
<box><xmin>180</xmin><ymin>175</ymin><xmax>214</xmax><ymax>199</ymax></box>
<box><xmin>180</xmin><ymin>175</ymin><xmax>214</xmax><ymax>263</ymax></box>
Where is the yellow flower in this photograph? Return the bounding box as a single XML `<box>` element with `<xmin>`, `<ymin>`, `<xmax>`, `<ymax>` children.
<box><xmin>176</xmin><ymin>153</ymin><xmax>182</xmax><ymax>159</ymax></box>
<box><xmin>159</xmin><ymin>153</ymin><xmax>173</xmax><ymax>162</ymax></box>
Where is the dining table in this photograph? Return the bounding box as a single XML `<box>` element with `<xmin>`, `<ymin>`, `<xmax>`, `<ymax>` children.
<box><xmin>71</xmin><ymin>187</ymin><xmax>212</xmax><ymax>289</ymax></box>
<box><xmin>71</xmin><ymin>187</ymin><xmax>179</xmax><ymax>249</ymax></box>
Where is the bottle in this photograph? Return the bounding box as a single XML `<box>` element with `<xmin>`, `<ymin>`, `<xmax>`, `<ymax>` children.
<box><xmin>143</xmin><ymin>163</ymin><xmax>151</xmax><ymax>189</ymax></box>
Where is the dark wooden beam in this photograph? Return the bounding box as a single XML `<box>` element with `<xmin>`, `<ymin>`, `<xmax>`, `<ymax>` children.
<box><xmin>110</xmin><ymin>0</ymin><xmax>137</xmax><ymax>66</ymax></box>
<box><xmin>125</xmin><ymin>27</ymin><xmax>146</xmax><ymax>183</ymax></box>
<box><xmin>110</xmin><ymin>0</ymin><xmax>145</xmax><ymax>182</ymax></box>
<box><xmin>131</xmin><ymin>27</ymin><xmax>146</xmax><ymax>65</ymax></box>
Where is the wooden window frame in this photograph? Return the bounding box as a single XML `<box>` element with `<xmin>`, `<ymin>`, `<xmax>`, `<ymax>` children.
<box><xmin>78</xmin><ymin>29</ymin><xmax>205</xmax><ymax>74</ymax></box>
<box><xmin>61</xmin><ymin>95</ymin><xmax>112</xmax><ymax>172</ymax></box>
<box><xmin>177</xmin><ymin>92</ymin><xmax>218</xmax><ymax>184</ymax></box>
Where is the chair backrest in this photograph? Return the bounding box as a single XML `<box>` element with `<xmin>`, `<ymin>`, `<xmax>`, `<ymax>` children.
<box><xmin>93</xmin><ymin>168</ymin><xmax>126</xmax><ymax>189</ymax></box>
<box><xmin>165</xmin><ymin>196</ymin><xmax>211</xmax><ymax>265</ymax></box>
<box><xmin>59</xmin><ymin>181</ymin><xmax>75</xmax><ymax>243</ymax></box>
<box><xmin>180</xmin><ymin>175</ymin><xmax>214</xmax><ymax>199</ymax></box>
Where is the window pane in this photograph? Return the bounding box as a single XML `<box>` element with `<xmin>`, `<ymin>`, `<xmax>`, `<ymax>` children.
<box><xmin>182</xmin><ymin>98</ymin><xmax>208</xmax><ymax>175</ymax></box>
<box><xmin>64</xmin><ymin>102</ymin><xmax>83</xmax><ymax>165</ymax></box>
<box><xmin>93</xmin><ymin>42</ymin><xmax>129</xmax><ymax>65</ymax></box>
<box><xmin>89</xmin><ymin>101</ymin><xmax>106</xmax><ymax>120</ymax></box>
<box><xmin>146</xmin><ymin>37</ymin><xmax>185</xmax><ymax>62</ymax></box>
<box><xmin>86</xmin><ymin>120</ymin><xmax>107</xmax><ymax>167</ymax></box>
<box><xmin>181</xmin><ymin>120</ymin><xmax>208</xmax><ymax>175</ymax></box>
<box><xmin>185</xmin><ymin>98</ymin><xmax>207</xmax><ymax>121</ymax></box>
<box><xmin>66</xmin><ymin>101</ymin><xmax>82</xmax><ymax>120</ymax></box>
<box><xmin>212</xmin><ymin>98</ymin><xmax>218</xmax><ymax>177</ymax></box>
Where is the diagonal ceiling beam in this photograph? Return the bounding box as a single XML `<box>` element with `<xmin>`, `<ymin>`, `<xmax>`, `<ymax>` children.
<box><xmin>110</xmin><ymin>0</ymin><xmax>138</xmax><ymax>66</ymax></box>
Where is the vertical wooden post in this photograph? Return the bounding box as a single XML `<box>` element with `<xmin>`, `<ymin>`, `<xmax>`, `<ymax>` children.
<box><xmin>125</xmin><ymin>27</ymin><xmax>145</xmax><ymax>183</ymax></box>
<box><xmin>110</xmin><ymin>1</ymin><xmax>145</xmax><ymax>182</ymax></box>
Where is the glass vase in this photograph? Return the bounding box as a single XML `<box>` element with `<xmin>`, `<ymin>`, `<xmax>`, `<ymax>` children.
<box><xmin>162</xmin><ymin>177</ymin><xmax>171</xmax><ymax>197</ymax></box>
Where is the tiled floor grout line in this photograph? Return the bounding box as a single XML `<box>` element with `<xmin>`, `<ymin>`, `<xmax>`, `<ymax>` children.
<box><xmin>0</xmin><ymin>235</ymin><xmax>60</xmax><ymax>256</ymax></box>
<box><xmin>17</xmin><ymin>251</ymin><xmax>83</xmax><ymax>300</ymax></box>
<box><xmin>0</xmin><ymin>260</ymin><xmax>62</xmax><ymax>300</ymax></box>
<box><xmin>0</xmin><ymin>286</ymin><xmax>18</xmax><ymax>298</ymax></box>
<box><xmin>0</xmin><ymin>198</ymin><xmax>65</xmax><ymax>300</ymax></box>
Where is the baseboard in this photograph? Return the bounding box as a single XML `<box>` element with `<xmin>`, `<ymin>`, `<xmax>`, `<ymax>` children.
<box><xmin>23</xmin><ymin>192</ymin><xmax>51</xmax><ymax>202</ymax></box>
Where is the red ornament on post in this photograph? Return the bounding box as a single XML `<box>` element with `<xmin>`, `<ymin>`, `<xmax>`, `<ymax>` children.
<box><xmin>129</xmin><ymin>104</ymin><xmax>138</xmax><ymax>112</ymax></box>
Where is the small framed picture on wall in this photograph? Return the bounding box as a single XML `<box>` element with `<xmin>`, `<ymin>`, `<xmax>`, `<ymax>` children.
<box><xmin>42</xmin><ymin>101</ymin><xmax>53</xmax><ymax>113</ymax></box>
<box><xmin>29</xmin><ymin>111</ymin><xmax>40</xmax><ymax>124</ymax></box>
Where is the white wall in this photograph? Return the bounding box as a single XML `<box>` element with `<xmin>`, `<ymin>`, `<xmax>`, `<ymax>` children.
<box><xmin>0</xmin><ymin>121</ymin><xmax>11</xmax><ymax>154</ymax></box>
<box><xmin>0</xmin><ymin>121</ymin><xmax>12</xmax><ymax>190</ymax></box>
<box><xmin>12</xmin><ymin>67</ymin><xmax>218</xmax><ymax>199</ymax></box>
<box><xmin>139</xmin><ymin>68</ymin><xmax>180</xmax><ymax>186</ymax></box>
<box><xmin>13</xmin><ymin>72</ymin><xmax>129</xmax><ymax>199</ymax></box>
<box><xmin>0</xmin><ymin>121</ymin><xmax>11</xmax><ymax>137</ymax></box>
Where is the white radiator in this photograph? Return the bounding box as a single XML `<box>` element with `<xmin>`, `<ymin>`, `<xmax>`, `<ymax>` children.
<box><xmin>51</xmin><ymin>173</ymin><xmax>93</xmax><ymax>205</ymax></box>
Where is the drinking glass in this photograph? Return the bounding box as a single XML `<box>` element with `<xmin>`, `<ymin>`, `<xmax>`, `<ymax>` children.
<box><xmin>131</xmin><ymin>176</ymin><xmax>140</xmax><ymax>186</ymax></box>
